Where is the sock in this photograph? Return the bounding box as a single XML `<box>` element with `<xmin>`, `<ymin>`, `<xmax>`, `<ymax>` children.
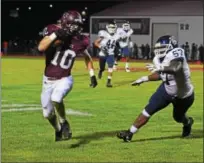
<box><xmin>107</xmin><ymin>76</ymin><xmax>112</xmax><ymax>83</ymax></box>
<box><xmin>182</xmin><ymin>115</ymin><xmax>190</xmax><ymax>126</ymax></box>
<box><xmin>125</xmin><ymin>62</ymin><xmax>129</xmax><ymax>68</ymax></box>
<box><xmin>53</xmin><ymin>101</ymin><xmax>66</xmax><ymax>124</ymax></box>
<box><xmin>130</xmin><ymin>125</ymin><xmax>138</xmax><ymax>134</ymax></box>
<box><xmin>48</xmin><ymin>114</ymin><xmax>61</xmax><ymax>132</ymax></box>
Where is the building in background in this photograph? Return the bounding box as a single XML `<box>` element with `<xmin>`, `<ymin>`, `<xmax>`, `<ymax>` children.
<box><xmin>90</xmin><ymin>0</ymin><xmax>203</xmax><ymax>47</ymax></box>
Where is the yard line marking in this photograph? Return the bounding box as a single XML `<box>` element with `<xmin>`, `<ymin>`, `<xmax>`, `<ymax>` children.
<box><xmin>66</xmin><ymin>109</ymin><xmax>93</xmax><ymax>116</ymax></box>
<box><xmin>1</xmin><ymin>104</ymin><xmax>41</xmax><ymax>107</ymax></box>
<box><xmin>1</xmin><ymin>107</ymin><xmax>93</xmax><ymax>116</ymax></box>
<box><xmin>1</xmin><ymin>107</ymin><xmax>41</xmax><ymax>112</ymax></box>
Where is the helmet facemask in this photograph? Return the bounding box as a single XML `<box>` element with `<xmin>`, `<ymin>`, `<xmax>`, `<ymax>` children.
<box><xmin>106</xmin><ymin>24</ymin><xmax>117</xmax><ymax>35</ymax></box>
<box><xmin>122</xmin><ymin>23</ymin><xmax>130</xmax><ymax>31</ymax></box>
<box><xmin>154</xmin><ymin>36</ymin><xmax>177</xmax><ymax>58</ymax></box>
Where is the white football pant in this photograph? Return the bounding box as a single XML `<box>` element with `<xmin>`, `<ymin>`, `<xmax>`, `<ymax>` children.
<box><xmin>41</xmin><ymin>75</ymin><xmax>73</xmax><ymax>118</ymax></box>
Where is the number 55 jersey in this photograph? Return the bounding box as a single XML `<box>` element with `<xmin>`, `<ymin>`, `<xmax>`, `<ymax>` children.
<box><xmin>153</xmin><ymin>47</ymin><xmax>194</xmax><ymax>98</ymax></box>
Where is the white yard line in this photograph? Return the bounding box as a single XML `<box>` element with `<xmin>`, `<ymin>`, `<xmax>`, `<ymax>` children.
<box><xmin>1</xmin><ymin>107</ymin><xmax>93</xmax><ymax>116</ymax></box>
<box><xmin>1</xmin><ymin>104</ymin><xmax>41</xmax><ymax>107</ymax></box>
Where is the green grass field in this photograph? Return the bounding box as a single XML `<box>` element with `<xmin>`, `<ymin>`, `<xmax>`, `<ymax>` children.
<box><xmin>1</xmin><ymin>57</ymin><xmax>203</xmax><ymax>162</ymax></box>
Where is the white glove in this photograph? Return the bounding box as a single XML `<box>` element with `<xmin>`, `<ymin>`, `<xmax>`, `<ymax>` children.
<box><xmin>131</xmin><ymin>76</ymin><xmax>149</xmax><ymax>86</ymax></box>
<box><xmin>146</xmin><ymin>64</ymin><xmax>163</xmax><ymax>73</ymax></box>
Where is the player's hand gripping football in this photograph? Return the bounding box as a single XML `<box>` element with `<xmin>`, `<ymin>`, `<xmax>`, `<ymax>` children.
<box><xmin>90</xmin><ymin>75</ymin><xmax>98</xmax><ymax>88</ymax></box>
<box><xmin>55</xmin><ymin>29</ymin><xmax>70</xmax><ymax>41</ymax></box>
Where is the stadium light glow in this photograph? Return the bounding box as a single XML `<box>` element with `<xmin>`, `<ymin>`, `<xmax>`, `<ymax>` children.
<box><xmin>28</xmin><ymin>6</ymin><xmax>32</xmax><ymax>10</ymax></box>
<box><xmin>81</xmin><ymin>11</ymin><xmax>86</xmax><ymax>16</ymax></box>
<box><xmin>16</xmin><ymin>7</ymin><xmax>20</xmax><ymax>11</ymax></box>
<box><xmin>85</xmin><ymin>7</ymin><xmax>88</xmax><ymax>10</ymax></box>
<box><xmin>82</xmin><ymin>18</ymin><xmax>86</xmax><ymax>22</ymax></box>
<box><xmin>49</xmin><ymin>4</ymin><xmax>53</xmax><ymax>8</ymax></box>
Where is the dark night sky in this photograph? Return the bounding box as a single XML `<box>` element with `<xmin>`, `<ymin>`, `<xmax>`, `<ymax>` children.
<box><xmin>2</xmin><ymin>1</ymin><xmax>125</xmax><ymax>41</ymax></box>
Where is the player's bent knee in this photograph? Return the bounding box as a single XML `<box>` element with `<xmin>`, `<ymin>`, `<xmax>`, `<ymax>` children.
<box><xmin>51</xmin><ymin>93</ymin><xmax>63</xmax><ymax>103</ymax></box>
<box><xmin>43</xmin><ymin>109</ymin><xmax>55</xmax><ymax>119</ymax></box>
<box><xmin>108</xmin><ymin>68</ymin><xmax>113</xmax><ymax>73</ymax></box>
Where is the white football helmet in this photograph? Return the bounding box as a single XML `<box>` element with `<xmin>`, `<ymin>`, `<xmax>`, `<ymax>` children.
<box><xmin>154</xmin><ymin>35</ymin><xmax>178</xmax><ymax>58</ymax></box>
<box><xmin>122</xmin><ymin>21</ymin><xmax>130</xmax><ymax>31</ymax></box>
<box><xmin>106</xmin><ymin>21</ymin><xmax>117</xmax><ymax>35</ymax></box>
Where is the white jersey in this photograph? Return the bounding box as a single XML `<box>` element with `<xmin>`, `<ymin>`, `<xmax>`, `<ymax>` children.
<box><xmin>98</xmin><ymin>30</ymin><xmax>122</xmax><ymax>56</ymax></box>
<box><xmin>117</xmin><ymin>28</ymin><xmax>133</xmax><ymax>48</ymax></box>
<box><xmin>153</xmin><ymin>47</ymin><xmax>194</xmax><ymax>98</ymax></box>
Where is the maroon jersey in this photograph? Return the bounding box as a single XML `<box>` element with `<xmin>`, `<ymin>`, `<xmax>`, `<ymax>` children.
<box><xmin>42</xmin><ymin>24</ymin><xmax>61</xmax><ymax>68</ymax></box>
<box><xmin>44</xmin><ymin>34</ymin><xmax>89</xmax><ymax>78</ymax></box>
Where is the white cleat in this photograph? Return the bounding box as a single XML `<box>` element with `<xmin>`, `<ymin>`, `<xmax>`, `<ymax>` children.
<box><xmin>125</xmin><ymin>68</ymin><xmax>130</xmax><ymax>72</ymax></box>
<box><xmin>113</xmin><ymin>65</ymin><xmax>117</xmax><ymax>71</ymax></box>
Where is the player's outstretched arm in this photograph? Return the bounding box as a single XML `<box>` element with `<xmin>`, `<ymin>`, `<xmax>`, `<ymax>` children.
<box><xmin>131</xmin><ymin>72</ymin><xmax>161</xmax><ymax>86</ymax></box>
<box><xmin>83</xmin><ymin>49</ymin><xmax>98</xmax><ymax>88</ymax></box>
<box><xmin>147</xmin><ymin>60</ymin><xmax>183</xmax><ymax>74</ymax></box>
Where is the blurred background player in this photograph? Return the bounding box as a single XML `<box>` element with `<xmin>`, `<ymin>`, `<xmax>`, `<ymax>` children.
<box><xmin>94</xmin><ymin>20</ymin><xmax>119</xmax><ymax>87</ymax></box>
<box><xmin>38</xmin><ymin>10</ymin><xmax>97</xmax><ymax>142</ymax></box>
<box><xmin>115</xmin><ymin>21</ymin><xmax>133</xmax><ymax>72</ymax></box>
<box><xmin>117</xmin><ymin>35</ymin><xmax>194</xmax><ymax>142</ymax></box>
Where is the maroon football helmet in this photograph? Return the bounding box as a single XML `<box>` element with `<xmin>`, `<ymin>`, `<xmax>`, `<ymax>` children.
<box><xmin>60</xmin><ymin>10</ymin><xmax>83</xmax><ymax>35</ymax></box>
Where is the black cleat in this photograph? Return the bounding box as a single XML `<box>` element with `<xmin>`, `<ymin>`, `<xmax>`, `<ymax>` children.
<box><xmin>182</xmin><ymin>117</ymin><xmax>194</xmax><ymax>137</ymax></box>
<box><xmin>61</xmin><ymin>120</ymin><xmax>72</xmax><ymax>140</ymax></box>
<box><xmin>117</xmin><ymin>130</ymin><xmax>133</xmax><ymax>142</ymax></box>
<box><xmin>98</xmin><ymin>71</ymin><xmax>103</xmax><ymax>79</ymax></box>
<box><xmin>106</xmin><ymin>83</ymin><xmax>113</xmax><ymax>87</ymax></box>
<box><xmin>55</xmin><ymin>129</ymin><xmax>62</xmax><ymax>142</ymax></box>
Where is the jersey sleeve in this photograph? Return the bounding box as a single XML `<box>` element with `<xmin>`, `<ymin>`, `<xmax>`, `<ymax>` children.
<box><xmin>98</xmin><ymin>30</ymin><xmax>106</xmax><ymax>38</ymax></box>
<box><xmin>83</xmin><ymin>35</ymin><xmax>90</xmax><ymax>50</ymax></box>
<box><xmin>43</xmin><ymin>24</ymin><xmax>60</xmax><ymax>37</ymax></box>
<box><xmin>166</xmin><ymin>48</ymin><xmax>185</xmax><ymax>63</ymax></box>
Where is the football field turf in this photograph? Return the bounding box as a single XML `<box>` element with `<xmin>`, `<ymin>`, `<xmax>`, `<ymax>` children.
<box><xmin>1</xmin><ymin>56</ymin><xmax>203</xmax><ymax>162</ymax></box>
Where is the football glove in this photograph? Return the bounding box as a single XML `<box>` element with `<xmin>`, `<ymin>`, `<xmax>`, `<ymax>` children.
<box><xmin>146</xmin><ymin>64</ymin><xmax>163</xmax><ymax>73</ymax></box>
<box><xmin>131</xmin><ymin>76</ymin><xmax>149</xmax><ymax>86</ymax></box>
<box><xmin>90</xmin><ymin>75</ymin><xmax>98</xmax><ymax>88</ymax></box>
<box><xmin>55</xmin><ymin>29</ymin><xmax>69</xmax><ymax>41</ymax></box>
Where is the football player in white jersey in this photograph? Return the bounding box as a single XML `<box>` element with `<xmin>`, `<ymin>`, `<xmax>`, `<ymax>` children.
<box><xmin>115</xmin><ymin>21</ymin><xmax>133</xmax><ymax>72</ymax></box>
<box><xmin>117</xmin><ymin>35</ymin><xmax>195</xmax><ymax>142</ymax></box>
<box><xmin>94</xmin><ymin>21</ymin><xmax>125</xmax><ymax>87</ymax></box>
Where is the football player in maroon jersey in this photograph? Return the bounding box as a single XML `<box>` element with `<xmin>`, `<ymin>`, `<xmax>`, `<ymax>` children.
<box><xmin>38</xmin><ymin>10</ymin><xmax>97</xmax><ymax>141</ymax></box>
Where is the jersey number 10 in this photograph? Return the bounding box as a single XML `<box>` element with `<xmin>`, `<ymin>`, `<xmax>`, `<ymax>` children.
<box><xmin>51</xmin><ymin>49</ymin><xmax>76</xmax><ymax>69</ymax></box>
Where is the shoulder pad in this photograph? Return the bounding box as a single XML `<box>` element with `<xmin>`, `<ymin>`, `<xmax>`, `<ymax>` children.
<box><xmin>98</xmin><ymin>30</ymin><xmax>107</xmax><ymax>38</ymax></box>
<box><xmin>166</xmin><ymin>48</ymin><xmax>185</xmax><ymax>62</ymax></box>
<box><xmin>43</xmin><ymin>24</ymin><xmax>60</xmax><ymax>36</ymax></box>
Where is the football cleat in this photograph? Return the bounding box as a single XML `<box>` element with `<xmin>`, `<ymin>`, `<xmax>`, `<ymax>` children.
<box><xmin>61</xmin><ymin>120</ymin><xmax>72</xmax><ymax>140</ymax></box>
<box><xmin>55</xmin><ymin>129</ymin><xmax>62</xmax><ymax>142</ymax></box>
<box><xmin>125</xmin><ymin>68</ymin><xmax>130</xmax><ymax>72</ymax></box>
<box><xmin>182</xmin><ymin>117</ymin><xmax>194</xmax><ymax>137</ymax></box>
<box><xmin>106</xmin><ymin>82</ymin><xmax>113</xmax><ymax>88</ymax></box>
<box><xmin>117</xmin><ymin>130</ymin><xmax>133</xmax><ymax>142</ymax></box>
